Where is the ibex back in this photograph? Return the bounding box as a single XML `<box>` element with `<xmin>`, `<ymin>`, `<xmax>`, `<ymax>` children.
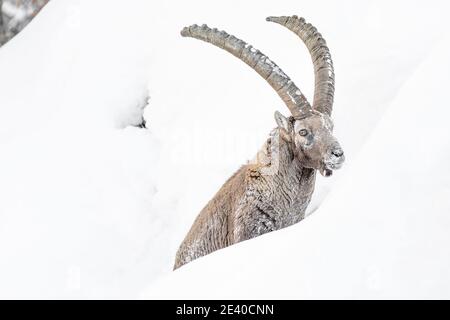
<box><xmin>174</xmin><ymin>16</ymin><xmax>345</xmax><ymax>269</ymax></box>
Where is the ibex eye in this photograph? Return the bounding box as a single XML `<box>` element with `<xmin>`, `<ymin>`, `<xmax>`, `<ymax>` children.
<box><xmin>299</xmin><ymin>129</ymin><xmax>308</xmax><ymax>136</ymax></box>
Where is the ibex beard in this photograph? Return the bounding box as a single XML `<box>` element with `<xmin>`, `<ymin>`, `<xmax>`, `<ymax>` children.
<box><xmin>174</xmin><ymin>15</ymin><xmax>345</xmax><ymax>269</ymax></box>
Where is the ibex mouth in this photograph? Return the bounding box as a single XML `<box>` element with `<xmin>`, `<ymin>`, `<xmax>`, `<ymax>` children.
<box><xmin>320</xmin><ymin>167</ymin><xmax>333</xmax><ymax>177</ymax></box>
<box><xmin>321</xmin><ymin>153</ymin><xmax>345</xmax><ymax>176</ymax></box>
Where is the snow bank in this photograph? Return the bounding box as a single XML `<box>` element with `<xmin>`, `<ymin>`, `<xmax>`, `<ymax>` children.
<box><xmin>0</xmin><ymin>0</ymin><xmax>448</xmax><ymax>298</ymax></box>
<box><xmin>0</xmin><ymin>0</ymin><xmax>166</xmax><ymax>298</ymax></box>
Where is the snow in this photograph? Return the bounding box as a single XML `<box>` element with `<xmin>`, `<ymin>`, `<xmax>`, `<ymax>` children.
<box><xmin>0</xmin><ymin>0</ymin><xmax>449</xmax><ymax>298</ymax></box>
<box><xmin>0</xmin><ymin>0</ymin><xmax>162</xmax><ymax>298</ymax></box>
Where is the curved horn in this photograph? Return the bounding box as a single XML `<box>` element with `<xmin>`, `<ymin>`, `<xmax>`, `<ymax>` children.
<box><xmin>266</xmin><ymin>16</ymin><xmax>335</xmax><ymax>116</ymax></box>
<box><xmin>181</xmin><ymin>24</ymin><xmax>312</xmax><ymax>118</ymax></box>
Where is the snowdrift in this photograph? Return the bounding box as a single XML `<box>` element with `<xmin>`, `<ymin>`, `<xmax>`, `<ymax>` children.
<box><xmin>0</xmin><ymin>0</ymin><xmax>448</xmax><ymax>298</ymax></box>
<box><xmin>0</xmin><ymin>0</ymin><xmax>163</xmax><ymax>298</ymax></box>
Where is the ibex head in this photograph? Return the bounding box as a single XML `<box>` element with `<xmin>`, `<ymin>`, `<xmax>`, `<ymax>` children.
<box><xmin>181</xmin><ymin>15</ymin><xmax>344</xmax><ymax>177</ymax></box>
<box><xmin>274</xmin><ymin>110</ymin><xmax>344</xmax><ymax>177</ymax></box>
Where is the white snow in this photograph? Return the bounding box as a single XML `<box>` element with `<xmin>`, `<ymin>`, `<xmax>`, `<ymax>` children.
<box><xmin>0</xmin><ymin>0</ymin><xmax>163</xmax><ymax>298</ymax></box>
<box><xmin>0</xmin><ymin>0</ymin><xmax>449</xmax><ymax>299</ymax></box>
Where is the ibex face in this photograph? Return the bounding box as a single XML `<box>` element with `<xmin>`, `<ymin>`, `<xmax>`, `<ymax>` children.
<box><xmin>275</xmin><ymin>111</ymin><xmax>344</xmax><ymax>177</ymax></box>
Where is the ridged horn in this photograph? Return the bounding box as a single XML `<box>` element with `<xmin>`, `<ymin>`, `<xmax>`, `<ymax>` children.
<box><xmin>181</xmin><ymin>24</ymin><xmax>312</xmax><ymax>118</ymax></box>
<box><xmin>266</xmin><ymin>16</ymin><xmax>335</xmax><ymax>116</ymax></box>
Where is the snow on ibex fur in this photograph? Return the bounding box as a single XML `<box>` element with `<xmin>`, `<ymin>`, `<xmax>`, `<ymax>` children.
<box><xmin>174</xmin><ymin>16</ymin><xmax>345</xmax><ymax>269</ymax></box>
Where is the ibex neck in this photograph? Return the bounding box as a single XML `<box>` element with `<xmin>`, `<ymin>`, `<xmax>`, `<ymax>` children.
<box><xmin>251</xmin><ymin>128</ymin><xmax>316</xmax><ymax>224</ymax></box>
<box><xmin>251</xmin><ymin>128</ymin><xmax>296</xmax><ymax>173</ymax></box>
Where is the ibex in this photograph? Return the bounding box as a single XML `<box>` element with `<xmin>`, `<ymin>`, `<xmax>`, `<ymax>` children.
<box><xmin>174</xmin><ymin>16</ymin><xmax>345</xmax><ymax>269</ymax></box>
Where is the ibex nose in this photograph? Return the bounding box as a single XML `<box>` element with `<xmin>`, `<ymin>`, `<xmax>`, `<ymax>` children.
<box><xmin>331</xmin><ymin>148</ymin><xmax>344</xmax><ymax>158</ymax></box>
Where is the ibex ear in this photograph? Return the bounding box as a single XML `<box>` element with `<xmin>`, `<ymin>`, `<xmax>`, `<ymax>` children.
<box><xmin>274</xmin><ymin>111</ymin><xmax>292</xmax><ymax>141</ymax></box>
<box><xmin>274</xmin><ymin>111</ymin><xmax>290</xmax><ymax>131</ymax></box>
